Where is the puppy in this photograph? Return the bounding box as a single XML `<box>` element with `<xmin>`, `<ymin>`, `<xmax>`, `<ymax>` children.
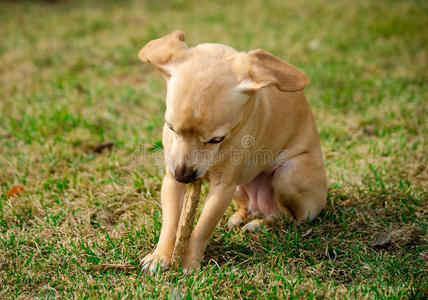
<box><xmin>138</xmin><ymin>31</ymin><xmax>327</xmax><ymax>272</ymax></box>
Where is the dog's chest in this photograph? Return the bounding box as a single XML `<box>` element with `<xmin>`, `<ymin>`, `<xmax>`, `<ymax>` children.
<box><xmin>236</xmin><ymin>163</ymin><xmax>266</xmax><ymax>185</ymax></box>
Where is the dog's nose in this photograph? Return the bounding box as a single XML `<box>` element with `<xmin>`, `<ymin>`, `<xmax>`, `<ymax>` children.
<box><xmin>174</xmin><ymin>165</ymin><xmax>198</xmax><ymax>183</ymax></box>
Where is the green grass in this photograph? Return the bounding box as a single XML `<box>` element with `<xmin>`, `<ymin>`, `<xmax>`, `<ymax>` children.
<box><xmin>0</xmin><ymin>0</ymin><xmax>427</xmax><ymax>298</ymax></box>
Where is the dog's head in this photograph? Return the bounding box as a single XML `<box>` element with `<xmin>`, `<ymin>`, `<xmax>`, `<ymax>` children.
<box><xmin>139</xmin><ymin>31</ymin><xmax>308</xmax><ymax>183</ymax></box>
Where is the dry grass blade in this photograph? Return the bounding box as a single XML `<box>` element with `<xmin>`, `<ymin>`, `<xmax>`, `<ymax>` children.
<box><xmin>91</xmin><ymin>264</ymin><xmax>136</xmax><ymax>272</ymax></box>
<box><xmin>171</xmin><ymin>179</ymin><xmax>202</xmax><ymax>267</ymax></box>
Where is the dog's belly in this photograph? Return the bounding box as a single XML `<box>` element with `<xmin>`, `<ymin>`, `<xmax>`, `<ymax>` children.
<box><xmin>239</xmin><ymin>171</ymin><xmax>278</xmax><ymax>218</ymax></box>
<box><xmin>238</xmin><ymin>158</ymin><xmax>297</xmax><ymax>218</ymax></box>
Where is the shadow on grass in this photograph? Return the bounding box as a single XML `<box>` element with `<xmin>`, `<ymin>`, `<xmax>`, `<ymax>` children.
<box><xmin>204</xmin><ymin>185</ymin><xmax>426</xmax><ymax>286</ymax></box>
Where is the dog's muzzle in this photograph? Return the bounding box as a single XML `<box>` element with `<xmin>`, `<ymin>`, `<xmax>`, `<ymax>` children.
<box><xmin>174</xmin><ymin>165</ymin><xmax>198</xmax><ymax>183</ymax></box>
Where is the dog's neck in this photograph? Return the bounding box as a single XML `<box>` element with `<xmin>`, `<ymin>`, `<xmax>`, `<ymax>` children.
<box><xmin>230</xmin><ymin>92</ymin><xmax>259</xmax><ymax>136</ymax></box>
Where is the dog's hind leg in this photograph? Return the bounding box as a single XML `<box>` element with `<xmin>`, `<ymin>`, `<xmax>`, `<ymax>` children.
<box><xmin>272</xmin><ymin>152</ymin><xmax>327</xmax><ymax>222</ymax></box>
<box><xmin>229</xmin><ymin>172</ymin><xmax>286</xmax><ymax>231</ymax></box>
<box><xmin>227</xmin><ymin>186</ymin><xmax>249</xmax><ymax>229</ymax></box>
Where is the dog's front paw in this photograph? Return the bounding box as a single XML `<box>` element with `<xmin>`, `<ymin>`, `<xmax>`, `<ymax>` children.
<box><xmin>181</xmin><ymin>257</ymin><xmax>201</xmax><ymax>273</ymax></box>
<box><xmin>140</xmin><ymin>252</ymin><xmax>171</xmax><ymax>274</ymax></box>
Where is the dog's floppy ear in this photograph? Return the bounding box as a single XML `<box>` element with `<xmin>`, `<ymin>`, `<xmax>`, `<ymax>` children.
<box><xmin>238</xmin><ymin>49</ymin><xmax>309</xmax><ymax>92</ymax></box>
<box><xmin>138</xmin><ymin>30</ymin><xmax>189</xmax><ymax>75</ymax></box>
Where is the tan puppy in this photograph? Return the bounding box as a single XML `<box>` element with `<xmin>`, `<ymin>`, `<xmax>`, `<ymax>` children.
<box><xmin>138</xmin><ymin>31</ymin><xmax>327</xmax><ymax>272</ymax></box>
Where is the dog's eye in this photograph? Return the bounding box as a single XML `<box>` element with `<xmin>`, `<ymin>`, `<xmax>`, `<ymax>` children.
<box><xmin>207</xmin><ymin>136</ymin><xmax>225</xmax><ymax>144</ymax></box>
<box><xmin>167</xmin><ymin>124</ymin><xmax>176</xmax><ymax>133</ymax></box>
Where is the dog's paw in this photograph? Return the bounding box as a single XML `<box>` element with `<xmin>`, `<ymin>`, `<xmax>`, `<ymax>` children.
<box><xmin>227</xmin><ymin>212</ymin><xmax>245</xmax><ymax>229</ymax></box>
<box><xmin>140</xmin><ymin>253</ymin><xmax>171</xmax><ymax>274</ymax></box>
<box><xmin>242</xmin><ymin>219</ymin><xmax>263</xmax><ymax>232</ymax></box>
<box><xmin>181</xmin><ymin>258</ymin><xmax>201</xmax><ymax>273</ymax></box>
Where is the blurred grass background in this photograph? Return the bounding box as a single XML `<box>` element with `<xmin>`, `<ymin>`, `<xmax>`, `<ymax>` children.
<box><xmin>0</xmin><ymin>0</ymin><xmax>427</xmax><ymax>298</ymax></box>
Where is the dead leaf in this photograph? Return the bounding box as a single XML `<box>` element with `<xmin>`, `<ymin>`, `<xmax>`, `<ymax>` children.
<box><xmin>91</xmin><ymin>141</ymin><xmax>114</xmax><ymax>154</ymax></box>
<box><xmin>412</xmin><ymin>164</ymin><xmax>426</xmax><ymax>177</ymax></box>
<box><xmin>370</xmin><ymin>233</ymin><xmax>392</xmax><ymax>248</ymax></box>
<box><xmin>6</xmin><ymin>185</ymin><xmax>25</xmax><ymax>197</ymax></box>
<box><xmin>362</xmin><ymin>125</ymin><xmax>375</xmax><ymax>135</ymax></box>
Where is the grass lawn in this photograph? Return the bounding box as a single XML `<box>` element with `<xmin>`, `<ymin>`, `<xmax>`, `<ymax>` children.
<box><xmin>0</xmin><ymin>0</ymin><xmax>427</xmax><ymax>298</ymax></box>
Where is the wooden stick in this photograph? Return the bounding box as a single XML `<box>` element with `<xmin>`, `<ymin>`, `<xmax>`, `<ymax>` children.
<box><xmin>171</xmin><ymin>179</ymin><xmax>202</xmax><ymax>267</ymax></box>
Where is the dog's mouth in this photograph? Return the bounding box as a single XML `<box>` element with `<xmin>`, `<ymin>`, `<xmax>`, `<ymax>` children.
<box><xmin>176</xmin><ymin>177</ymin><xmax>199</xmax><ymax>184</ymax></box>
<box><xmin>175</xmin><ymin>175</ymin><xmax>199</xmax><ymax>184</ymax></box>
<box><xmin>174</xmin><ymin>170</ymin><xmax>199</xmax><ymax>184</ymax></box>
